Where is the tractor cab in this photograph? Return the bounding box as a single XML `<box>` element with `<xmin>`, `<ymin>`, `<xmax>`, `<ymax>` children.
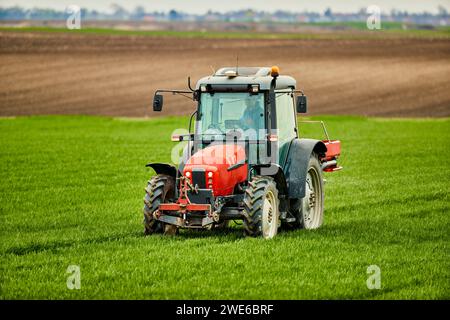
<box><xmin>144</xmin><ymin>66</ymin><xmax>341</xmax><ymax>239</ymax></box>
<box><xmin>195</xmin><ymin>67</ymin><xmax>297</xmax><ymax>164</ymax></box>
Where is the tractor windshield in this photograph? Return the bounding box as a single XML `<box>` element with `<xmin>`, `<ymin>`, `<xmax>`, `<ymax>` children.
<box><xmin>197</xmin><ymin>92</ymin><xmax>265</xmax><ymax>139</ymax></box>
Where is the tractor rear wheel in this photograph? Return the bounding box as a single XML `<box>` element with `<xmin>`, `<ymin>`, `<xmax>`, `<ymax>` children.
<box><xmin>143</xmin><ymin>174</ymin><xmax>176</xmax><ymax>235</ymax></box>
<box><xmin>243</xmin><ymin>176</ymin><xmax>280</xmax><ymax>239</ymax></box>
<box><xmin>298</xmin><ymin>153</ymin><xmax>324</xmax><ymax>229</ymax></box>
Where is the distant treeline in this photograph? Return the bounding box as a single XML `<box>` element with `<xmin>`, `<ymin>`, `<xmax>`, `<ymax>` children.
<box><xmin>0</xmin><ymin>5</ymin><xmax>449</xmax><ymax>26</ymax></box>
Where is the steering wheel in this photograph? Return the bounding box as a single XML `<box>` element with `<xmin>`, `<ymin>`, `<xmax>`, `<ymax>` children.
<box><xmin>226</xmin><ymin>129</ymin><xmax>243</xmax><ymax>140</ymax></box>
<box><xmin>208</xmin><ymin>123</ymin><xmax>222</xmax><ymax>131</ymax></box>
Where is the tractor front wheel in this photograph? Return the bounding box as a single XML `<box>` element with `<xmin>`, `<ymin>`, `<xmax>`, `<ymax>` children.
<box><xmin>143</xmin><ymin>174</ymin><xmax>176</xmax><ymax>235</ymax></box>
<box><xmin>243</xmin><ymin>176</ymin><xmax>280</xmax><ymax>239</ymax></box>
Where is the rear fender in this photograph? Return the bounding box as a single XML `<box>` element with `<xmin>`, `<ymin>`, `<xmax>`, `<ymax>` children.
<box><xmin>284</xmin><ymin>138</ymin><xmax>326</xmax><ymax>199</ymax></box>
<box><xmin>145</xmin><ymin>163</ymin><xmax>177</xmax><ymax>178</ymax></box>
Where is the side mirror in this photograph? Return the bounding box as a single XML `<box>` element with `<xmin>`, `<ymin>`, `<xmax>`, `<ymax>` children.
<box><xmin>153</xmin><ymin>94</ymin><xmax>163</xmax><ymax>112</ymax></box>
<box><xmin>296</xmin><ymin>95</ymin><xmax>307</xmax><ymax>113</ymax></box>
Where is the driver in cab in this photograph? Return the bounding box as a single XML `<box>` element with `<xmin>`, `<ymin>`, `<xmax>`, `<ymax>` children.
<box><xmin>240</xmin><ymin>96</ymin><xmax>264</xmax><ymax>130</ymax></box>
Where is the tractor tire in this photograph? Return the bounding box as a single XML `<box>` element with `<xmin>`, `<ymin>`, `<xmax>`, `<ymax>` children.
<box><xmin>290</xmin><ymin>152</ymin><xmax>324</xmax><ymax>229</ymax></box>
<box><xmin>243</xmin><ymin>176</ymin><xmax>280</xmax><ymax>239</ymax></box>
<box><xmin>143</xmin><ymin>174</ymin><xmax>176</xmax><ymax>235</ymax></box>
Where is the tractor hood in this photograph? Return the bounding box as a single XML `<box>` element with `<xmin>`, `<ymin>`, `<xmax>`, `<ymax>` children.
<box><xmin>183</xmin><ymin>144</ymin><xmax>248</xmax><ymax>196</ymax></box>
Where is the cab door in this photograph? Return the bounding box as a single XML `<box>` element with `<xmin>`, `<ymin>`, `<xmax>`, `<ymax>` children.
<box><xmin>275</xmin><ymin>90</ymin><xmax>297</xmax><ymax>166</ymax></box>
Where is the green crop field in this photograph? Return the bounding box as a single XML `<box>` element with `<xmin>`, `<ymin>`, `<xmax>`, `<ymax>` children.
<box><xmin>1</xmin><ymin>26</ymin><xmax>450</xmax><ymax>40</ymax></box>
<box><xmin>0</xmin><ymin>115</ymin><xmax>449</xmax><ymax>299</ymax></box>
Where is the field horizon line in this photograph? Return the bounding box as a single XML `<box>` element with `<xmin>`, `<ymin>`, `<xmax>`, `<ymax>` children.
<box><xmin>1</xmin><ymin>114</ymin><xmax>449</xmax><ymax>121</ymax></box>
<box><xmin>1</xmin><ymin>26</ymin><xmax>449</xmax><ymax>40</ymax></box>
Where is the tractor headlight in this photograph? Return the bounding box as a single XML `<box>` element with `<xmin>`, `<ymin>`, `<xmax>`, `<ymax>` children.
<box><xmin>207</xmin><ymin>171</ymin><xmax>213</xmax><ymax>189</ymax></box>
<box><xmin>185</xmin><ymin>171</ymin><xmax>191</xmax><ymax>178</ymax></box>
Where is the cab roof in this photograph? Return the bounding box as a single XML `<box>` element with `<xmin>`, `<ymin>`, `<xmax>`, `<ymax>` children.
<box><xmin>195</xmin><ymin>67</ymin><xmax>296</xmax><ymax>91</ymax></box>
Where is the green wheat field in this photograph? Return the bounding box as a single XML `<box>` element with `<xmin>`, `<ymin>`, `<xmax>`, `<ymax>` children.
<box><xmin>0</xmin><ymin>115</ymin><xmax>449</xmax><ymax>299</ymax></box>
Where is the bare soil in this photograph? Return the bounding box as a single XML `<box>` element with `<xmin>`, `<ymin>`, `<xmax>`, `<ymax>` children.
<box><xmin>1</xmin><ymin>31</ymin><xmax>449</xmax><ymax>117</ymax></box>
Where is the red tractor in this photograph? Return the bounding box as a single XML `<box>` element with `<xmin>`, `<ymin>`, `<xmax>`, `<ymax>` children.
<box><xmin>144</xmin><ymin>66</ymin><xmax>341</xmax><ymax>239</ymax></box>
